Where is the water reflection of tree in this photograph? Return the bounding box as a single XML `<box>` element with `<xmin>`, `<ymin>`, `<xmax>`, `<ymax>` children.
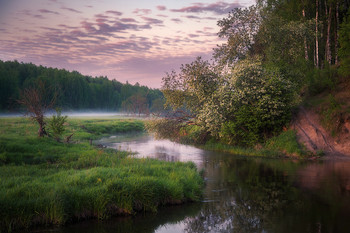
<box><xmin>184</xmin><ymin>157</ymin><xmax>300</xmax><ymax>233</ymax></box>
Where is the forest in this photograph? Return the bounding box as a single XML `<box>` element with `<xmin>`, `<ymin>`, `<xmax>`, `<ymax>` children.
<box><xmin>0</xmin><ymin>60</ymin><xmax>164</xmax><ymax>113</ymax></box>
<box><xmin>148</xmin><ymin>0</ymin><xmax>350</xmax><ymax>149</ymax></box>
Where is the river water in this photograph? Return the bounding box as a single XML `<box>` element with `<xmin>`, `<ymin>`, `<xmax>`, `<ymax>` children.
<box><xmin>52</xmin><ymin>133</ymin><xmax>350</xmax><ymax>233</ymax></box>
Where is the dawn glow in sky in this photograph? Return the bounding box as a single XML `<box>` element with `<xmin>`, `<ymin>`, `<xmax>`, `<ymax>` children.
<box><xmin>0</xmin><ymin>0</ymin><xmax>255</xmax><ymax>88</ymax></box>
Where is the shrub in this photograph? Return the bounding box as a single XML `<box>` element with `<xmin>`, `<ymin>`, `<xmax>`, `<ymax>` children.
<box><xmin>218</xmin><ymin>59</ymin><xmax>298</xmax><ymax>146</ymax></box>
<box><xmin>265</xmin><ymin>130</ymin><xmax>305</xmax><ymax>156</ymax></box>
<box><xmin>48</xmin><ymin>108</ymin><xmax>67</xmax><ymax>142</ymax></box>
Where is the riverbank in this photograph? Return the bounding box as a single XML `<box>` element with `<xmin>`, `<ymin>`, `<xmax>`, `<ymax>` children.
<box><xmin>146</xmin><ymin>106</ymin><xmax>350</xmax><ymax>160</ymax></box>
<box><xmin>0</xmin><ymin>117</ymin><xmax>203</xmax><ymax>232</ymax></box>
<box><xmin>146</xmin><ymin>119</ymin><xmax>315</xmax><ymax>159</ymax></box>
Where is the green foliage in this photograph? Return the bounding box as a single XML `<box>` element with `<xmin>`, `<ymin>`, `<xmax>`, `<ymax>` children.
<box><xmin>145</xmin><ymin>118</ymin><xmax>183</xmax><ymax>141</ymax></box>
<box><xmin>307</xmin><ymin>66</ymin><xmax>338</xmax><ymax>95</ymax></box>
<box><xmin>265</xmin><ymin>130</ymin><xmax>305</xmax><ymax>156</ymax></box>
<box><xmin>121</xmin><ymin>93</ymin><xmax>149</xmax><ymax>115</ymax></box>
<box><xmin>49</xmin><ymin>108</ymin><xmax>67</xmax><ymax>141</ymax></box>
<box><xmin>320</xmin><ymin>94</ymin><xmax>342</xmax><ymax>135</ymax></box>
<box><xmin>0</xmin><ymin>118</ymin><xmax>203</xmax><ymax>232</ymax></box>
<box><xmin>157</xmin><ymin>56</ymin><xmax>299</xmax><ymax>147</ymax></box>
<box><xmin>257</xmin><ymin>13</ymin><xmax>315</xmax><ymax>68</ymax></box>
<box><xmin>339</xmin><ymin>8</ymin><xmax>350</xmax><ymax>76</ymax></box>
<box><xmin>162</xmin><ymin>57</ymin><xmax>219</xmax><ymax>114</ymax></box>
<box><xmin>179</xmin><ymin>125</ymin><xmax>209</xmax><ymax>145</ymax></box>
<box><xmin>220</xmin><ymin>106</ymin><xmax>261</xmax><ymax>146</ymax></box>
<box><xmin>214</xmin><ymin>5</ymin><xmax>261</xmax><ymax>65</ymax></box>
<box><xmin>218</xmin><ymin>59</ymin><xmax>298</xmax><ymax>146</ymax></box>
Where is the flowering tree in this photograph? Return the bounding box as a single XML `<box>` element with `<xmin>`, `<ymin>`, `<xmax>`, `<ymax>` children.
<box><xmin>218</xmin><ymin>59</ymin><xmax>298</xmax><ymax>146</ymax></box>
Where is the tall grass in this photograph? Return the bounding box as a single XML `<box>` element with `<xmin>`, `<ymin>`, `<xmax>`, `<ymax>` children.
<box><xmin>0</xmin><ymin>118</ymin><xmax>203</xmax><ymax>232</ymax></box>
<box><xmin>203</xmin><ymin>130</ymin><xmax>308</xmax><ymax>158</ymax></box>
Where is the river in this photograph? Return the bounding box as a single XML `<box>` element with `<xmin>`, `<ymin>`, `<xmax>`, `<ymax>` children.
<box><xmin>45</xmin><ymin>133</ymin><xmax>350</xmax><ymax>233</ymax></box>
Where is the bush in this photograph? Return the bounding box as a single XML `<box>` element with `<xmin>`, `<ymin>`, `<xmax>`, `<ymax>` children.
<box><xmin>180</xmin><ymin>125</ymin><xmax>209</xmax><ymax>145</ymax></box>
<box><xmin>48</xmin><ymin>108</ymin><xmax>67</xmax><ymax>142</ymax></box>
<box><xmin>307</xmin><ymin>66</ymin><xmax>338</xmax><ymax>95</ymax></box>
<box><xmin>265</xmin><ymin>130</ymin><xmax>305</xmax><ymax>156</ymax></box>
<box><xmin>218</xmin><ymin>59</ymin><xmax>298</xmax><ymax>146</ymax></box>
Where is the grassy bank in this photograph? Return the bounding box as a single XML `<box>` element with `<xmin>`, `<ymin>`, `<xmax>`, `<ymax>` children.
<box><xmin>203</xmin><ymin>130</ymin><xmax>308</xmax><ymax>158</ymax></box>
<box><xmin>146</xmin><ymin>119</ymin><xmax>310</xmax><ymax>158</ymax></box>
<box><xmin>0</xmin><ymin>117</ymin><xmax>203</xmax><ymax>232</ymax></box>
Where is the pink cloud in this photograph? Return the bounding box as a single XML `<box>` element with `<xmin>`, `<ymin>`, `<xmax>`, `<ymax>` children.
<box><xmin>106</xmin><ymin>10</ymin><xmax>123</xmax><ymax>16</ymax></box>
<box><xmin>133</xmin><ymin>8</ymin><xmax>152</xmax><ymax>15</ymax></box>
<box><xmin>39</xmin><ymin>9</ymin><xmax>59</xmax><ymax>14</ymax></box>
<box><xmin>171</xmin><ymin>2</ymin><xmax>242</xmax><ymax>15</ymax></box>
<box><xmin>157</xmin><ymin>6</ymin><xmax>166</xmax><ymax>11</ymax></box>
<box><xmin>61</xmin><ymin>6</ymin><xmax>82</xmax><ymax>13</ymax></box>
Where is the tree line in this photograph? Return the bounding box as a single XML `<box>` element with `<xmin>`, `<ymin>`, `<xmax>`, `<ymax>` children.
<box><xmin>148</xmin><ymin>0</ymin><xmax>350</xmax><ymax>146</ymax></box>
<box><xmin>0</xmin><ymin>60</ymin><xmax>164</xmax><ymax>113</ymax></box>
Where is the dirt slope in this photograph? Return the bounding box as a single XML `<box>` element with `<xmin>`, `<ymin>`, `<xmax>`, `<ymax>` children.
<box><xmin>292</xmin><ymin>106</ymin><xmax>350</xmax><ymax>157</ymax></box>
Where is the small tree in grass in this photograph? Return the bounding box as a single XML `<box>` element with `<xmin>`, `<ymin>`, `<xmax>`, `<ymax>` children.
<box><xmin>49</xmin><ymin>108</ymin><xmax>67</xmax><ymax>142</ymax></box>
<box><xmin>17</xmin><ymin>81</ymin><xmax>57</xmax><ymax>137</ymax></box>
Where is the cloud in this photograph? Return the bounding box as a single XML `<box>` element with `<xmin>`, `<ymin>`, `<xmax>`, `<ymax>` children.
<box><xmin>120</xmin><ymin>18</ymin><xmax>138</xmax><ymax>23</ymax></box>
<box><xmin>94</xmin><ymin>13</ymin><xmax>109</xmax><ymax>19</ymax></box>
<box><xmin>106</xmin><ymin>10</ymin><xmax>123</xmax><ymax>16</ymax></box>
<box><xmin>171</xmin><ymin>18</ymin><xmax>182</xmax><ymax>24</ymax></box>
<box><xmin>188</xmin><ymin>34</ymin><xmax>200</xmax><ymax>38</ymax></box>
<box><xmin>195</xmin><ymin>29</ymin><xmax>217</xmax><ymax>37</ymax></box>
<box><xmin>96</xmin><ymin>18</ymin><xmax>108</xmax><ymax>23</ymax></box>
<box><xmin>61</xmin><ymin>6</ymin><xmax>82</xmax><ymax>13</ymax></box>
<box><xmin>40</xmin><ymin>26</ymin><xmax>62</xmax><ymax>32</ymax></box>
<box><xmin>157</xmin><ymin>6</ymin><xmax>166</xmax><ymax>11</ymax></box>
<box><xmin>39</xmin><ymin>9</ymin><xmax>59</xmax><ymax>15</ymax></box>
<box><xmin>185</xmin><ymin>15</ymin><xmax>201</xmax><ymax>20</ymax></box>
<box><xmin>171</xmin><ymin>2</ymin><xmax>242</xmax><ymax>15</ymax></box>
<box><xmin>20</xmin><ymin>10</ymin><xmax>45</xmax><ymax>19</ymax></box>
<box><xmin>58</xmin><ymin>24</ymin><xmax>79</xmax><ymax>30</ymax></box>
<box><xmin>33</xmin><ymin>14</ymin><xmax>45</xmax><ymax>19</ymax></box>
<box><xmin>157</xmin><ymin>14</ymin><xmax>168</xmax><ymax>18</ymax></box>
<box><xmin>141</xmin><ymin>17</ymin><xmax>163</xmax><ymax>25</ymax></box>
<box><xmin>133</xmin><ymin>8</ymin><xmax>152</xmax><ymax>15</ymax></box>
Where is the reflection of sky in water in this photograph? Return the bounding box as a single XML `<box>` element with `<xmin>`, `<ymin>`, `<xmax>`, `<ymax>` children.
<box><xmin>104</xmin><ymin>135</ymin><xmax>205</xmax><ymax>168</ymax></box>
<box><xmin>154</xmin><ymin>222</ymin><xmax>187</xmax><ymax>233</ymax></box>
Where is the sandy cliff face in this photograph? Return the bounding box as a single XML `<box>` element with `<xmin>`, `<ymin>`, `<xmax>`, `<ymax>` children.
<box><xmin>292</xmin><ymin>107</ymin><xmax>350</xmax><ymax>156</ymax></box>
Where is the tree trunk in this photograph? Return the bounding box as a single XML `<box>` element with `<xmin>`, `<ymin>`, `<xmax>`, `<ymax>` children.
<box><xmin>38</xmin><ymin>122</ymin><xmax>46</xmax><ymax>137</ymax></box>
<box><xmin>303</xmin><ymin>8</ymin><xmax>309</xmax><ymax>60</ymax></box>
<box><xmin>315</xmin><ymin>0</ymin><xmax>319</xmax><ymax>68</ymax></box>
<box><xmin>325</xmin><ymin>4</ymin><xmax>332</xmax><ymax>64</ymax></box>
<box><xmin>335</xmin><ymin>2</ymin><xmax>339</xmax><ymax>65</ymax></box>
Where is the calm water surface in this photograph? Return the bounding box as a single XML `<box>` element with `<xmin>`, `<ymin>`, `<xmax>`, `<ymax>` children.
<box><xmin>48</xmin><ymin>134</ymin><xmax>350</xmax><ymax>233</ymax></box>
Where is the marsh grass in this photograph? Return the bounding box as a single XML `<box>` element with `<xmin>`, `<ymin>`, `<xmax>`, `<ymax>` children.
<box><xmin>265</xmin><ymin>130</ymin><xmax>307</xmax><ymax>157</ymax></box>
<box><xmin>202</xmin><ymin>142</ymin><xmax>286</xmax><ymax>158</ymax></box>
<box><xmin>0</xmin><ymin>118</ymin><xmax>203</xmax><ymax>232</ymax></box>
<box><xmin>203</xmin><ymin>130</ymin><xmax>307</xmax><ymax>158</ymax></box>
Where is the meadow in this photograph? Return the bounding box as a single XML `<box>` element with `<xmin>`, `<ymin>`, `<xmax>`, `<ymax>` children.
<box><xmin>0</xmin><ymin>117</ymin><xmax>203</xmax><ymax>232</ymax></box>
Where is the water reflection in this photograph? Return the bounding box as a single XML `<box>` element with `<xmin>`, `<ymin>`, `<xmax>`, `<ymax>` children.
<box><xmin>95</xmin><ymin>134</ymin><xmax>205</xmax><ymax>168</ymax></box>
<box><xmin>62</xmin><ymin>135</ymin><xmax>350</xmax><ymax>233</ymax></box>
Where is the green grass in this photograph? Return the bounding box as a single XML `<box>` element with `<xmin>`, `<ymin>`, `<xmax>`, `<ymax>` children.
<box><xmin>202</xmin><ymin>130</ymin><xmax>308</xmax><ymax>158</ymax></box>
<box><xmin>265</xmin><ymin>130</ymin><xmax>307</xmax><ymax>157</ymax></box>
<box><xmin>0</xmin><ymin>117</ymin><xmax>203</xmax><ymax>232</ymax></box>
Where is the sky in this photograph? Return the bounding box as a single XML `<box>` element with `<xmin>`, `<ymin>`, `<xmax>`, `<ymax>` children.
<box><xmin>0</xmin><ymin>0</ymin><xmax>255</xmax><ymax>88</ymax></box>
